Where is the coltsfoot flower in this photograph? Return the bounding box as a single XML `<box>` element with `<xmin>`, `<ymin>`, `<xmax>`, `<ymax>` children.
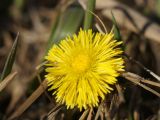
<box><xmin>45</xmin><ymin>29</ymin><xmax>124</xmax><ymax>110</ymax></box>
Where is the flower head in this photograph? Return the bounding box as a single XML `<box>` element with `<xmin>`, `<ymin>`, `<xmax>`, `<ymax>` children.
<box><xmin>45</xmin><ymin>29</ymin><xmax>124</xmax><ymax>110</ymax></box>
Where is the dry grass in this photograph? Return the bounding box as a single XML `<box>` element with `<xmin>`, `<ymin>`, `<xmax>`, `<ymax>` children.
<box><xmin>0</xmin><ymin>0</ymin><xmax>160</xmax><ymax>120</ymax></box>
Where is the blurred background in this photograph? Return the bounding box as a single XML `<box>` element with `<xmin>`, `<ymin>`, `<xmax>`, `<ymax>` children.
<box><xmin>0</xmin><ymin>0</ymin><xmax>160</xmax><ymax>119</ymax></box>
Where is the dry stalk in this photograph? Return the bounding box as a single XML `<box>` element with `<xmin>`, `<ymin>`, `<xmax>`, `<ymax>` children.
<box><xmin>48</xmin><ymin>104</ymin><xmax>63</xmax><ymax>120</ymax></box>
<box><xmin>115</xmin><ymin>84</ymin><xmax>125</xmax><ymax>103</ymax></box>
<box><xmin>8</xmin><ymin>79</ymin><xmax>48</xmax><ymax>120</ymax></box>
<box><xmin>87</xmin><ymin>108</ymin><xmax>93</xmax><ymax>120</ymax></box>
<box><xmin>79</xmin><ymin>109</ymin><xmax>89</xmax><ymax>120</ymax></box>
<box><xmin>94</xmin><ymin>102</ymin><xmax>103</xmax><ymax>120</ymax></box>
<box><xmin>0</xmin><ymin>72</ymin><xmax>17</xmax><ymax>92</ymax></box>
<box><xmin>125</xmin><ymin>53</ymin><xmax>160</xmax><ymax>82</ymax></box>
<box><xmin>122</xmin><ymin>72</ymin><xmax>160</xmax><ymax>97</ymax></box>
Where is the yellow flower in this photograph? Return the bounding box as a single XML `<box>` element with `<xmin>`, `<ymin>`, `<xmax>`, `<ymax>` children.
<box><xmin>45</xmin><ymin>29</ymin><xmax>124</xmax><ymax>110</ymax></box>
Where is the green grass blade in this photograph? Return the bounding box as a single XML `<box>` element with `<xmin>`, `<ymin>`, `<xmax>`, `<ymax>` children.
<box><xmin>111</xmin><ymin>11</ymin><xmax>121</xmax><ymax>41</ymax></box>
<box><xmin>83</xmin><ymin>0</ymin><xmax>96</xmax><ymax>30</ymax></box>
<box><xmin>14</xmin><ymin>0</ymin><xmax>24</xmax><ymax>9</ymax></box>
<box><xmin>156</xmin><ymin>0</ymin><xmax>160</xmax><ymax>17</ymax></box>
<box><xmin>111</xmin><ymin>11</ymin><xmax>125</xmax><ymax>50</ymax></box>
<box><xmin>0</xmin><ymin>33</ymin><xmax>19</xmax><ymax>80</ymax></box>
<box><xmin>46</xmin><ymin>4</ymin><xmax>84</xmax><ymax>51</ymax></box>
<box><xmin>46</xmin><ymin>11</ymin><xmax>61</xmax><ymax>51</ymax></box>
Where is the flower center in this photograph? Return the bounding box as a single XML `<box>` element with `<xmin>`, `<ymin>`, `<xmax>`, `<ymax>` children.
<box><xmin>72</xmin><ymin>53</ymin><xmax>90</xmax><ymax>73</ymax></box>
